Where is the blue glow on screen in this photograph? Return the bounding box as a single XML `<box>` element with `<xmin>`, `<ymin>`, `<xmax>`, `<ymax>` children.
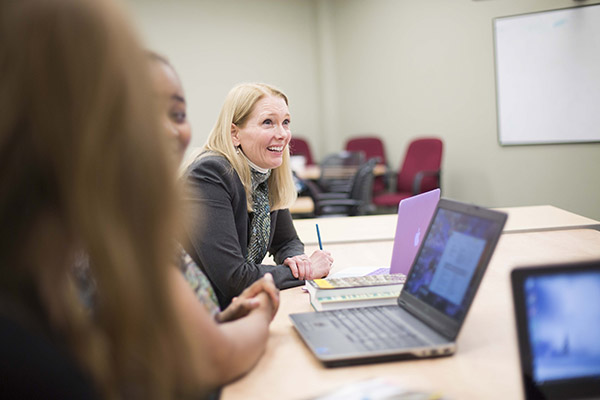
<box><xmin>525</xmin><ymin>272</ymin><xmax>600</xmax><ymax>383</ymax></box>
<box><xmin>404</xmin><ymin>208</ymin><xmax>497</xmax><ymax>321</ymax></box>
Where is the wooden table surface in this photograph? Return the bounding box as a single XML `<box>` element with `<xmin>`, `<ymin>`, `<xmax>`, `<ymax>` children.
<box><xmin>295</xmin><ymin>164</ymin><xmax>387</xmax><ymax>181</ymax></box>
<box><xmin>292</xmin><ymin>205</ymin><xmax>600</xmax><ymax>246</ymax></box>
<box><xmin>222</xmin><ymin>228</ymin><xmax>600</xmax><ymax>400</ymax></box>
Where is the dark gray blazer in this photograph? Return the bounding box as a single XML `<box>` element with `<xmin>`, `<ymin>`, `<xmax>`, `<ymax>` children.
<box><xmin>183</xmin><ymin>154</ymin><xmax>305</xmax><ymax>308</ymax></box>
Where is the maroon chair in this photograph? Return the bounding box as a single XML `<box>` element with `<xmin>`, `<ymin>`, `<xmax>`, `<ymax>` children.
<box><xmin>289</xmin><ymin>137</ymin><xmax>315</xmax><ymax>166</ymax></box>
<box><xmin>373</xmin><ymin>137</ymin><xmax>443</xmax><ymax>209</ymax></box>
<box><xmin>345</xmin><ymin>136</ymin><xmax>388</xmax><ymax>194</ymax></box>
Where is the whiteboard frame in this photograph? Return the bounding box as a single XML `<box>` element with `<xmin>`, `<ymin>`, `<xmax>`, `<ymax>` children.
<box><xmin>493</xmin><ymin>4</ymin><xmax>600</xmax><ymax>146</ymax></box>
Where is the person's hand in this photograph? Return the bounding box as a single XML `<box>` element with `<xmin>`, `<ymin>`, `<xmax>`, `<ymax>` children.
<box><xmin>284</xmin><ymin>250</ymin><xmax>333</xmax><ymax>280</ymax></box>
<box><xmin>307</xmin><ymin>250</ymin><xmax>333</xmax><ymax>279</ymax></box>
<box><xmin>215</xmin><ymin>273</ymin><xmax>279</xmax><ymax>323</ymax></box>
<box><xmin>283</xmin><ymin>254</ymin><xmax>313</xmax><ymax>279</ymax></box>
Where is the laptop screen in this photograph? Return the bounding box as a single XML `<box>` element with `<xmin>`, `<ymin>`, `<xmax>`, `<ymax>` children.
<box><xmin>512</xmin><ymin>261</ymin><xmax>600</xmax><ymax>400</ymax></box>
<box><xmin>403</xmin><ymin>206</ymin><xmax>503</xmax><ymax>324</ymax></box>
<box><xmin>524</xmin><ymin>271</ymin><xmax>600</xmax><ymax>384</ymax></box>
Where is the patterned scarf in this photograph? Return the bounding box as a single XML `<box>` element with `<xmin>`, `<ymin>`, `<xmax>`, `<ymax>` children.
<box><xmin>247</xmin><ymin>168</ymin><xmax>271</xmax><ymax>263</ymax></box>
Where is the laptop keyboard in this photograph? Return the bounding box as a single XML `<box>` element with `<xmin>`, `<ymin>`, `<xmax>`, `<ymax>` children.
<box><xmin>327</xmin><ymin>306</ymin><xmax>428</xmax><ymax>351</ymax></box>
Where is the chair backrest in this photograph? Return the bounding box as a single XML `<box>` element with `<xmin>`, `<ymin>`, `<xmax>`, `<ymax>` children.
<box><xmin>348</xmin><ymin>158</ymin><xmax>377</xmax><ymax>215</ymax></box>
<box><xmin>345</xmin><ymin>136</ymin><xmax>387</xmax><ymax>164</ymax></box>
<box><xmin>319</xmin><ymin>151</ymin><xmax>365</xmax><ymax>193</ymax></box>
<box><xmin>311</xmin><ymin>158</ymin><xmax>376</xmax><ymax>217</ymax></box>
<box><xmin>289</xmin><ymin>137</ymin><xmax>315</xmax><ymax>166</ymax></box>
<box><xmin>345</xmin><ymin>135</ymin><xmax>387</xmax><ymax>193</ymax></box>
<box><xmin>397</xmin><ymin>137</ymin><xmax>443</xmax><ymax>193</ymax></box>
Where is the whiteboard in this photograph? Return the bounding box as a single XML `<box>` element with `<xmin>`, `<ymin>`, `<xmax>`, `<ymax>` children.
<box><xmin>493</xmin><ymin>5</ymin><xmax>600</xmax><ymax>145</ymax></box>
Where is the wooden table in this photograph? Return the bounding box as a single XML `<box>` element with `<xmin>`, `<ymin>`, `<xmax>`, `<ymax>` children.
<box><xmin>289</xmin><ymin>196</ymin><xmax>314</xmax><ymax>215</ymax></box>
<box><xmin>292</xmin><ymin>205</ymin><xmax>600</xmax><ymax>246</ymax></box>
<box><xmin>222</xmin><ymin>228</ymin><xmax>600</xmax><ymax>400</ymax></box>
<box><xmin>289</xmin><ymin>163</ymin><xmax>389</xmax><ymax>215</ymax></box>
<box><xmin>295</xmin><ymin>164</ymin><xmax>388</xmax><ymax>181</ymax></box>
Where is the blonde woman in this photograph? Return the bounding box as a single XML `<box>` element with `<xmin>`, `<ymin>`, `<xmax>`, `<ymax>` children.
<box><xmin>0</xmin><ymin>1</ymin><xmax>277</xmax><ymax>398</ymax></box>
<box><xmin>184</xmin><ymin>83</ymin><xmax>334</xmax><ymax>308</ymax></box>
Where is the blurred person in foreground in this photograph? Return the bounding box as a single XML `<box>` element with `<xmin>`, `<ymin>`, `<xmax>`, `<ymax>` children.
<box><xmin>0</xmin><ymin>1</ymin><xmax>277</xmax><ymax>399</ymax></box>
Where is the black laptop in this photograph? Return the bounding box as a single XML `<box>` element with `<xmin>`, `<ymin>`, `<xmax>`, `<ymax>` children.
<box><xmin>511</xmin><ymin>260</ymin><xmax>600</xmax><ymax>400</ymax></box>
<box><xmin>290</xmin><ymin>198</ymin><xmax>507</xmax><ymax>367</ymax></box>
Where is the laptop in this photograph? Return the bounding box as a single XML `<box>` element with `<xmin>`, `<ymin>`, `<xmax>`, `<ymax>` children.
<box><xmin>368</xmin><ymin>188</ymin><xmax>441</xmax><ymax>276</ymax></box>
<box><xmin>511</xmin><ymin>261</ymin><xmax>600</xmax><ymax>400</ymax></box>
<box><xmin>290</xmin><ymin>198</ymin><xmax>507</xmax><ymax>367</ymax></box>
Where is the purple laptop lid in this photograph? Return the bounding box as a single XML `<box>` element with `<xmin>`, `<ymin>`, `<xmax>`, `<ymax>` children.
<box><xmin>389</xmin><ymin>188</ymin><xmax>440</xmax><ymax>275</ymax></box>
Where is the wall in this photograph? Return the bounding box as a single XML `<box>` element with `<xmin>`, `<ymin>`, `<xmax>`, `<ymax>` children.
<box><xmin>327</xmin><ymin>0</ymin><xmax>600</xmax><ymax>219</ymax></box>
<box><xmin>124</xmin><ymin>0</ymin><xmax>322</xmax><ymax>167</ymax></box>
<box><xmin>124</xmin><ymin>0</ymin><xmax>600</xmax><ymax>220</ymax></box>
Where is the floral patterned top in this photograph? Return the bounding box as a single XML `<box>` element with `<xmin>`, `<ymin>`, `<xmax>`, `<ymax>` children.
<box><xmin>177</xmin><ymin>246</ymin><xmax>221</xmax><ymax>317</ymax></box>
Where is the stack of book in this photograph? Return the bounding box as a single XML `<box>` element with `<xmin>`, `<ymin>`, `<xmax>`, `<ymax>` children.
<box><xmin>305</xmin><ymin>274</ymin><xmax>406</xmax><ymax>311</ymax></box>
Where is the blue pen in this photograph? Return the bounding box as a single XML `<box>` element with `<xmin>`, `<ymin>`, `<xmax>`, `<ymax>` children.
<box><xmin>316</xmin><ymin>223</ymin><xmax>323</xmax><ymax>250</ymax></box>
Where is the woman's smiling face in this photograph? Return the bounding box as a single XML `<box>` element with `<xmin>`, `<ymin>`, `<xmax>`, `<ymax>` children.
<box><xmin>231</xmin><ymin>95</ymin><xmax>291</xmax><ymax>170</ymax></box>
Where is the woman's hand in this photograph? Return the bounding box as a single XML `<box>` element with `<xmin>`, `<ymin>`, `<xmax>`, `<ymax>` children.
<box><xmin>307</xmin><ymin>250</ymin><xmax>333</xmax><ymax>279</ymax></box>
<box><xmin>216</xmin><ymin>273</ymin><xmax>279</xmax><ymax>323</ymax></box>
<box><xmin>283</xmin><ymin>254</ymin><xmax>313</xmax><ymax>279</ymax></box>
<box><xmin>284</xmin><ymin>250</ymin><xmax>333</xmax><ymax>280</ymax></box>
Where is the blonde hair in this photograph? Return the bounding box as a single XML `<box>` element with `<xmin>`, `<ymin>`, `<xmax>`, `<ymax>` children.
<box><xmin>0</xmin><ymin>0</ymin><xmax>202</xmax><ymax>398</ymax></box>
<box><xmin>202</xmin><ymin>83</ymin><xmax>298</xmax><ymax>211</ymax></box>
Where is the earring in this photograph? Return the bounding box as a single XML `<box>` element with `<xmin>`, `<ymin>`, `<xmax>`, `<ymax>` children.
<box><xmin>236</xmin><ymin>146</ymin><xmax>240</xmax><ymax>155</ymax></box>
